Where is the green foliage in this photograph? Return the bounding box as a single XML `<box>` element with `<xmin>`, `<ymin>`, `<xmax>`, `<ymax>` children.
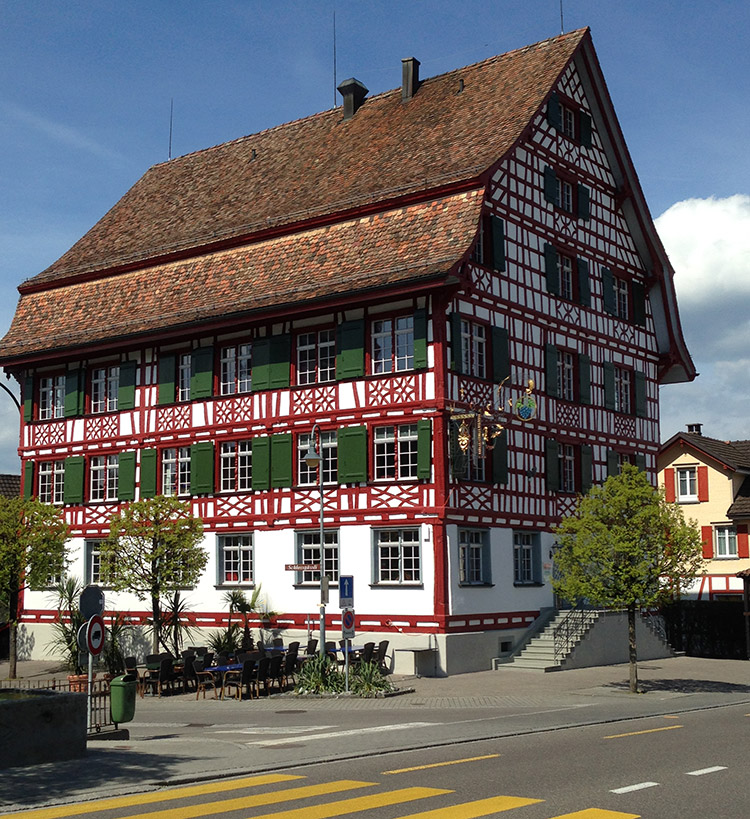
<box><xmin>47</xmin><ymin>577</ymin><xmax>86</xmax><ymax>674</ymax></box>
<box><xmin>101</xmin><ymin>612</ymin><xmax>128</xmax><ymax>676</ymax></box>
<box><xmin>100</xmin><ymin>496</ymin><xmax>206</xmax><ymax>652</ymax></box>
<box><xmin>350</xmin><ymin>660</ymin><xmax>395</xmax><ymax>696</ymax></box>
<box><xmin>207</xmin><ymin>624</ymin><xmax>243</xmax><ymax>654</ymax></box>
<box><xmin>295</xmin><ymin>653</ymin><xmax>345</xmax><ymax>694</ymax></box>
<box><xmin>553</xmin><ymin>464</ymin><xmax>705</xmax><ymax>610</ymax></box>
<box><xmin>159</xmin><ymin>590</ymin><xmax>197</xmax><ymax>657</ymax></box>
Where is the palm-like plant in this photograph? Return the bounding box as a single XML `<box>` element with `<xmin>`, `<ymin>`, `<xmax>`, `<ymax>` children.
<box><xmin>47</xmin><ymin>577</ymin><xmax>85</xmax><ymax>674</ymax></box>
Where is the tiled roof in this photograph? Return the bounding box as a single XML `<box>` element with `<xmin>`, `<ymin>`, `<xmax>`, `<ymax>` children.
<box><xmin>728</xmin><ymin>476</ymin><xmax>750</xmax><ymax>519</ymax></box>
<box><xmin>0</xmin><ymin>474</ymin><xmax>20</xmax><ymax>498</ymax></box>
<box><xmin>662</xmin><ymin>433</ymin><xmax>750</xmax><ymax>472</ymax></box>
<box><xmin>0</xmin><ymin>191</ymin><xmax>483</xmax><ymax>357</ymax></box>
<box><xmin>25</xmin><ymin>29</ymin><xmax>588</xmax><ymax>287</ymax></box>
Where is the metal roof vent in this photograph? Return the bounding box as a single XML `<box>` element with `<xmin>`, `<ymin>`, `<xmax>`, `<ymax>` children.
<box><xmin>401</xmin><ymin>57</ymin><xmax>421</xmax><ymax>100</ymax></box>
<box><xmin>686</xmin><ymin>423</ymin><xmax>703</xmax><ymax>436</ymax></box>
<box><xmin>337</xmin><ymin>78</ymin><xmax>369</xmax><ymax>120</ymax></box>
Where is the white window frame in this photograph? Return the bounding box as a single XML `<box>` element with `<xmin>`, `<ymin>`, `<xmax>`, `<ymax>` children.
<box><xmin>557</xmin><ymin>350</ymin><xmax>575</xmax><ymax>402</ymax></box>
<box><xmin>219</xmin><ymin>440</ymin><xmax>252</xmax><ymax>492</ymax></box>
<box><xmin>177</xmin><ymin>353</ymin><xmax>192</xmax><ymax>402</ymax></box>
<box><xmin>86</xmin><ymin>539</ymin><xmax>105</xmax><ymax>585</ymax></box>
<box><xmin>513</xmin><ymin>531</ymin><xmax>540</xmax><ymax>585</ymax></box>
<box><xmin>38</xmin><ymin>375</ymin><xmax>65</xmax><ymax>420</ymax></box>
<box><xmin>458</xmin><ymin>529</ymin><xmax>489</xmax><ymax>585</ymax></box>
<box><xmin>715</xmin><ymin>526</ymin><xmax>738</xmax><ymax>558</ymax></box>
<box><xmin>38</xmin><ymin>460</ymin><xmax>65</xmax><ymax>505</ymax></box>
<box><xmin>557</xmin><ymin>178</ymin><xmax>574</xmax><ymax>213</ymax></box>
<box><xmin>220</xmin><ymin>343</ymin><xmax>252</xmax><ymax>395</ymax></box>
<box><xmin>90</xmin><ymin>454</ymin><xmax>119</xmax><ymax>502</ymax></box>
<box><xmin>296</xmin><ymin>530</ymin><xmax>339</xmax><ymax>584</ymax></box>
<box><xmin>218</xmin><ymin>534</ymin><xmax>254</xmax><ymax>585</ymax></box>
<box><xmin>91</xmin><ymin>365</ymin><xmax>119</xmax><ymax>414</ymax></box>
<box><xmin>298</xmin><ymin>431</ymin><xmax>337</xmax><ymax>486</ymax></box>
<box><xmin>162</xmin><ymin>447</ymin><xmax>191</xmax><ymax>496</ymax></box>
<box><xmin>558</xmin><ymin>443</ymin><xmax>576</xmax><ymax>493</ymax></box>
<box><xmin>373</xmin><ymin>424</ymin><xmax>419</xmax><ymax>481</ymax></box>
<box><xmin>676</xmin><ymin>466</ymin><xmax>698</xmax><ymax>502</ymax></box>
<box><xmin>460</xmin><ymin>320</ymin><xmax>487</xmax><ymax>379</ymax></box>
<box><xmin>371</xmin><ymin>316</ymin><xmax>414</xmax><ymax>375</ymax></box>
<box><xmin>562</xmin><ymin>104</ymin><xmax>576</xmax><ymax>140</ymax></box>
<box><xmin>374</xmin><ymin>528</ymin><xmax>421</xmax><ymax>584</ymax></box>
<box><xmin>296</xmin><ymin>328</ymin><xmax>336</xmax><ymax>385</ymax></box>
<box><xmin>614</xmin><ymin>367</ymin><xmax>632</xmax><ymax>414</ymax></box>
<box><xmin>614</xmin><ymin>276</ymin><xmax>630</xmax><ymax>320</ymax></box>
<box><xmin>558</xmin><ymin>251</ymin><xmax>575</xmax><ymax>301</ymax></box>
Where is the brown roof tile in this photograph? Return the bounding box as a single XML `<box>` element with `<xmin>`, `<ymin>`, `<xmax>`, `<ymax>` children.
<box><xmin>25</xmin><ymin>29</ymin><xmax>588</xmax><ymax>287</ymax></box>
<box><xmin>0</xmin><ymin>474</ymin><xmax>20</xmax><ymax>498</ymax></box>
<box><xmin>662</xmin><ymin>433</ymin><xmax>750</xmax><ymax>472</ymax></box>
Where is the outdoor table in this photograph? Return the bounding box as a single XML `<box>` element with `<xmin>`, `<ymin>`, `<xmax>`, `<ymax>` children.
<box><xmin>210</xmin><ymin>662</ymin><xmax>243</xmax><ymax>695</ymax></box>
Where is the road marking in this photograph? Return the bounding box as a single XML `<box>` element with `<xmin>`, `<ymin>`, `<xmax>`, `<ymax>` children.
<box><xmin>383</xmin><ymin>754</ymin><xmax>501</xmax><ymax>774</ymax></box>
<box><xmin>551</xmin><ymin>810</ymin><xmax>640</xmax><ymax>818</ymax></box>
<box><xmin>247</xmin><ymin>787</ymin><xmax>453</xmax><ymax>819</ymax></box>
<box><xmin>610</xmin><ymin>782</ymin><xmax>659</xmax><ymax>794</ymax></box>
<box><xmin>215</xmin><ymin>724</ymin><xmax>336</xmax><ymax>734</ymax></box>
<box><xmin>387</xmin><ymin>795</ymin><xmax>543</xmax><ymax>817</ymax></box>
<box><xmin>84</xmin><ymin>780</ymin><xmax>378</xmax><ymax>819</ymax></box>
<box><xmin>604</xmin><ymin>725</ymin><xmax>682</xmax><ymax>739</ymax></box>
<box><xmin>246</xmin><ymin>721</ymin><xmax>435</xmax><ymax>745</ymax></box>
<box><xmin>0</xmin><ymin>774</ymin><xmax>304</xmax><ymax>819</ymax></box>
<box><xmin>686</xmin><ymin>766</ymin><xmax>727</xmax><ymax>776</ymax></box>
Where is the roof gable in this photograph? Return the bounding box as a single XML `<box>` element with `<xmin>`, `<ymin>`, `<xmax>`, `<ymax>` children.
<box><xmin>660</xmin><ymin>432</ymin><xmax>750</xmax><ymax>473</ymax></box>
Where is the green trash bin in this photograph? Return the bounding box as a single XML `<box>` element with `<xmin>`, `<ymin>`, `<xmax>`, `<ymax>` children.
<box><xmin>110</xmin><ymin>673</ymin><xmax>137</xmax><ymax>725</ymax></box>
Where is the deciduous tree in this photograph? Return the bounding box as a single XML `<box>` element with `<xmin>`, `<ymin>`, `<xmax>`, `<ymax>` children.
<box><xmin>553</xmin><ymin>464</ymin><xmax>704</xmax><ymax>692</ymax></box>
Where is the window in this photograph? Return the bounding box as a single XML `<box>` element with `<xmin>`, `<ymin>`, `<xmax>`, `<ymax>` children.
<box><xmin>371</xmin><ymin>316</ymin><xmax>414</xmax><ymax>374</ymax></box>
<box><xmin>614</xmin><ymin>367</ymin><xmax>632</xmax><ymax>414</ymax></box>
<box><xmin>162</xmin><ymin>447</ymin><xmax>191</xmax><ymax>496</ymax></box>
<box><xmin>561</xmin><ymin>104</ymin><xmax>577</xmax><ymax>140</ymax></box>
<box><xmin>220</xmin><ymin>343</ymin><xmax>252</xmax><ymax>395</ymax></box>
<box><xmin>296</xmin><ymin>329</ymin><xmax>335</xmax><ymax>385</ymax></box>
<box><xmin>460</xmin><ymin>320</ymin><xmax>487</xmax><ymax>378</ymax></box>
<box><xmin>90</xmin><ymin>455</ymin><xmax>119</xmax><ymax>502</ymax></box>
<box><xmin>459</xmin><ymin>529</ymin><xmax>490</xmax><ymax>585</ymax></box>
<box><xmin>558</xmin><ymin>443</ymin><xmax>576</xmax><ymax>493</ymax></box>
<box><xmin>177</xmin><ymin>353</ymin><xmax>192</xmax><ymax>402</ymax></box>
<box><xmin>218</xmin><ymin>534</ymin><xmax>254</xmax><ymax>584</ymax></box>
<box><xmin>298</xmin><ymin>431</ymin><xmax>337</xmax><ymax>485</ymax></box>
<box><xmin>715</xmin><ymin>526</ymin><xmax>738</xmax><ymax>558</ymax></box>
<box><xmin>374</xmin><ymin>424</ymin><xmax>419</xmax><ymax>481</ymax></box>
<box><xmin>296</xmin><ymin>530</ymin><xmax>339</xmax><ymax>584</ymax></box>
<box><xmin>557</xmin><ymin>351</ymin><xmax>575</xmax><ymax>402</ymax></box>
<box><xmin>374</xmin><ymin>528</ymin><xmax>421</xmax><ymax>584</ymax></box>
<box><xmin>39</xmin><ymin>375</ymin><xmax>65</xmax><ymax>420</ymax></box>
<box><xmin>220</xmin><ymin>440</ymin><xmax>252</xmax><ymax>492</ymax></box>
<box><xmin>614</xmin><ymin>277</ymin><xmax>630</xmax><ymax>320</ymax></box>
<box><xmin>86</xmin><ymin>540</ymin><xmax>104</xmax><ymax>585</ymax></box>
<box><xmin>677</xmin><ymin>467</ymin><xmax>698</xmax><ymax>502</ymax></box>
<box><xmin>514</xmin><ymin>531</ymin><xmax>540</xmax><ymax>585</ymax></box>
<box><xmin>91</xmin><ymin>365</ymin><xmax>119</xmax><ymax>414</ymax></box>
<box><xmin>557</xmin><ymin>252</ymin><xmax>575</xmax><ymax>301</ymax></box>
<box><xmin>450</xmin><ymin>422</ymin><xmax>487</xmax><ymax>482</ymax></box>
<box><xmin>38</xmin><ymin>461</ymin><xmax>65</xmax><ymax>505</ymax></box>
<box><xmin>557</xmin><ymin>177</ymin><xmax>574</xmax><ymax>213</ymax></box>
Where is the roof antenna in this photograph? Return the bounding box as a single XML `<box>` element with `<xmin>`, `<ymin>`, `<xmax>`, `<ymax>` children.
<box><xmin>559</xmin><ymin>0</ymin><xmax>564</xmax><ymax>34</ymax></box>
<box><xmin>332</xmin><ymin>9</ymin><xmax>338</xmax><ymax>108</ymax></box>
<box><xmin>168</xmin><ymin>98</ymin><xmax>174</xmax><ymax>160</ymax></box>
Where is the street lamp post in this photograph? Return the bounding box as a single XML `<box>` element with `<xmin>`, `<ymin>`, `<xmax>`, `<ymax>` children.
<box><xmin>304</xmin><ymin>424</ymin><xmax>327</xmax><ymax>658</ymax></box>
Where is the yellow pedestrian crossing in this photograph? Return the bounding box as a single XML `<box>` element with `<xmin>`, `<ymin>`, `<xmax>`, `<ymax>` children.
<box><xmin>0</xmin><ymin>770</ymin><xmax>642</xmax><ymax>819</ymax></box>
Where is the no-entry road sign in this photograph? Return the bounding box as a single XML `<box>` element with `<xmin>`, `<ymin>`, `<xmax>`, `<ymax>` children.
<box><xmin>342</xmin><ymin>607</ymin><xmax>355</xmax><ymax>640</ymax></box>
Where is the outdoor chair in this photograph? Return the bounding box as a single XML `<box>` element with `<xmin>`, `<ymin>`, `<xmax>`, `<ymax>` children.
<box><xmin>304</xmin><ymin>638</ymin><xmax>318</xmax><ymax>657</ymax></box>
<box><xmin>180</xmin><ymin>652</ymin><xmax>196</xmax><ymax>694</ymax></box>
<box><xmin>353</xmin><ymin>641</ymin><xmax>375</xmax><ymax>667</ymax></box>
<box><xmin>375</xmin><ymin>640</ymin><xmax>390</xmax><ymax>674</ymax></box>
<box><xmin>193</xmin><ymin>657</ymin><xmax>219</xmax><ymax>700</ymax></box>
<box><xmin>287</xmin><ymin>641</ymin><xmax>300</xmax><ymax>654</ymax></box>
<box><xmin>222</xmin><ymin>658</ymin><xmax>257</xmax><ymax>701</ymax></box>
<box><xmin>143</xmin><ymin>656</ymin><xmax>176</xmax><ymax>697</ymax></box>
<box><xmin>266</xmin><ymin>654</ymin><xmax>284</xmax><ymax>693</ymax></box>
<box><xmin>281</xmin><ymin>651</ymin><xmax>298</xmax><ymax>689</ymax></box>
<box><xmin>253</xmin><ymin>656</ymin><xmax>271</xmax><ymax>697</ymax></box>
<box><xmin>202</xmin><ymin>651</ymin><xmax>215</xmax><ymax>668</ymax></box>
<box><xmin>272</xmin><ymin>637</ymin><xmax>284</xmax><ymax>649</ymax></box>
<box><xmin>256</xmin><ymin>640</ymin><xmax>266</xmax><ymax>657</ymax></box>
<box><xmin>124</xmin><ymin>656</ymin><xmax>144</xmax><ymax>697</ymax></box>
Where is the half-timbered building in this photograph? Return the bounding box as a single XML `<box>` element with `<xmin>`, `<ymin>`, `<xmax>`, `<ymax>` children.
<box><xmin>0</xmin><ymin>28</ymin><xmax>694</xmax><ymax>673</ymax></box>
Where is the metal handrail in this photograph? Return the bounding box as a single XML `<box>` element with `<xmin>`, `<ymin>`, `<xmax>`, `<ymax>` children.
<box><xmin>552</xmin><ymin>605</ymin><xmax>603</xmax><ymax>662</ymax></box>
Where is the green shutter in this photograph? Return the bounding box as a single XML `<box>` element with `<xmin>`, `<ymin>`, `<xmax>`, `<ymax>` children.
<box><xmin>253</xmin><ymin>336</ymin><xmax>290</xmax><ymax>390</ymax></box>
<box><xmin>635</xmin><ymin>453</ymin><xmax>647</xmax><ymax>472</ymax></box>
<box><xmin>546</xmin><ymin>90</ymin><xmax>562</xmax><ymax>131</ymax></box>
<box><xmin>578</xmin><ymin>354</ymin><xmax>591</xmax><ymax>405</ymax></box>
<box><xmin>64</xmin><ymin>369</ymin><xmax>83</xmax><ymax>417</ymax></box>
<box><xmin>251</xmin><ymin>438</ymin><xmax>271</xmax><ymax>490</ymax></box>
<box><xmin>606</xmin><ymin>450</ymin><xmax>620</xmax><ymax>478</ymax></box>
<box><xmin>63</xmin><ymin>456</ymin><xmax>85</xmax><ymax>504</ymax></box>
<box><xmin>413</xmin><ymin>308</ymin><xmax>428</xmax><ymax>370</ymax></box>
<box><xmin>634</xmin><ymin>371</ymin><xmax>647</xmax><ymax>418</ymax></box>
<box><xmin>335</xmin><ymin>320</ymin><xmax>365</xmax><ymax>380</ymax></box>
<box><xmin>491</xmin><ymin>215</ymin><xmax>505</xmax><ymax>271</ymax></box>
<box><xmin>190</xmin><ymin>441</ymin><xmax>215</xmax><ymax>494</ymax></box>
<box><xmin>140</xmin><ymin>449</ymin><xmax>158</xmax><ymax>499</ymax></box>
<box><xmin>417</xmin><ymin>418</ymin><xmax>431</xmax><ymax>480</ymax></box>
<box><xmin>118</xmin><ymin>360</ymin><xmax>137</xmax><ymax>410</ymax></box>
<box><xmin>578</xmin><ymin>111</ymin><xmax>592</xmax><ymax>147</ymax></box>
<box><xmin>270</xmin><ymin>434</ymin><xmax>293</xmax><ymax>488</ymax></box>
<box><xmin>544</xmin><ymin>243</ymin><xmax>559</xmax><ymax>295</ymax></box>
<box><xmin>23</xmin><ymin>375</ymin><xmax>34</xmax><ymax>423</ymax></box>
<box><xmin>118</xmin><ymin>452</ymin><xmax>136</xmax><ymax>502</ymax></box>
<box><xmin>543</xmin><ymin>166</ymin><xmax>558</xmax><ymax>205</ymax></box>
<box><xmin>577</xmin><ymin>184</ymin><xmax>590</xmax><ymax>220</ymax></box>
<box><xmin>492</xmin><ymin>433</ymin><xmax>508</xmax><ymax>485</ymax></box>
<box><xmin>601</xmin><ymin>268</ymin><xmax>615</xmax><ymax>314</ymax></box>
<box><xmin>603</xmin><ymin>362</ymin><xmax>616</xmax><ymax>410</ymax></box>
<box><xmin>632</xmin><ymin>281</ymin><xmax>647</xmax><ymax>326</ymax></box>
<box><xmin>545</xmin><ymin>439</ymin><xmax>559</xmax><ymax>492</ymax></box>
<box><xmin>338</xmin><ymin>426</ymin><xmax>367</xmax><ymax>484</ymax></box>
<box><xmin>23</xmin><ymin>461</ymin><xmax>35</xmax><ymax>499</ymax></box>
<box><xmin>158</xmin><ymin>354</ymin><xmax>176</xmax><ymax>406</ymax></box>
<box><xmin>545</xmin><ymin>344</ymin><xmax>559</xmax><ymax>398</ymax></box>
<box><xmin>450</xmin><ymin>313</ymin><xmax>463</xmax><ymax>373</ymax></box>
<box><xmin>577</xmin><ymin>258</ymin><xmax>591</xmax><ymax>307</ymax></box>
<box><xmin>492</xmin><ymin>326</ymin><xmax>510</xmax><ymax>383</ymax></box>
<box><xmin>580</xmin><ymin>444</ymin><xmax>593</xmax><ymax>494</ymax></box>
<box><xmin>191</xmin><ymin>346</ymin><xmax>214</xmax><ymax>399</ymax></box>
<box><xmin>251</xmin><ymin>338</ymin><xmax>271</xmax><ymax>390</ymax></box>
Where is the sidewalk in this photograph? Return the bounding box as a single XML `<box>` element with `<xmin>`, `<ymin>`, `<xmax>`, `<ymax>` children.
<box><xmin>2</xmin><ymin>655</ymin><xmax>750</xmax><ymax>811</ymax></box>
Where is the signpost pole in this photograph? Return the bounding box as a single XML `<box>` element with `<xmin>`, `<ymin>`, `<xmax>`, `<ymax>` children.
<box><xmin>87</xmin><ymin>649</ymin><xmax>94</xmax><ymax>731</ymax></box>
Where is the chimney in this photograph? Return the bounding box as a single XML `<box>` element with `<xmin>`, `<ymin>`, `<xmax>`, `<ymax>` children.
<box><xmin>686</xmin><ymin>423</ymin><xmax>703</xmax><ymax>436</ymax></box>
<box><xmin>337</xmin><ymin>78</ymin><xmax>368</xmax><ymax>120</ymax></box>
<box><xmin>401</xmin><ymin>57</ymin><xmax>421</xmax><ymax>100</ymax></box>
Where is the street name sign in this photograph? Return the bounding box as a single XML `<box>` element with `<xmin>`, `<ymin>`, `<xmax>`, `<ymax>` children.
<box><xmin>285</xmin><ymin>563</ymin><xmax>321</xmax><ymax>571</ymax></box>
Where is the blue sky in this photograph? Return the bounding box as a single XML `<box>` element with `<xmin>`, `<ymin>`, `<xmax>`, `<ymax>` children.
<box><xmin>1</xmin><ymin>1</ymin><xmax>749</xmax><ymax>471</ymax></box>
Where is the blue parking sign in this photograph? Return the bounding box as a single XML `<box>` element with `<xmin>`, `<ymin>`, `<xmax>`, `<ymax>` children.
<box><xmin>339</xmin><ymin>575</ymin><xmax>353</xmax><ymax>608</ymax></box>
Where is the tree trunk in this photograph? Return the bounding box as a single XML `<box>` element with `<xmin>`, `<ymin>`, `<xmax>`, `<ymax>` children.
<box><xmin>8</xmin><ymin>584</ymin><xmax>20</xmax><ymax>679</ymax></box>
<box><xmin>628</xmin><ymin>603</ymin><xmax>639</xmax><ymax>693</ymax></box>
<box><xmin>152</xmin><ymin>596</ymin><xmax>160</xmax><ymax>654</ymax></box>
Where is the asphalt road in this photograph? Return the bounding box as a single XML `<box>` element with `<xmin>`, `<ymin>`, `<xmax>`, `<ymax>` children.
<box><xmin>2</xmin><ymin>702</ymin><xmax>748</xmax><ymax>818</ymax></box>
